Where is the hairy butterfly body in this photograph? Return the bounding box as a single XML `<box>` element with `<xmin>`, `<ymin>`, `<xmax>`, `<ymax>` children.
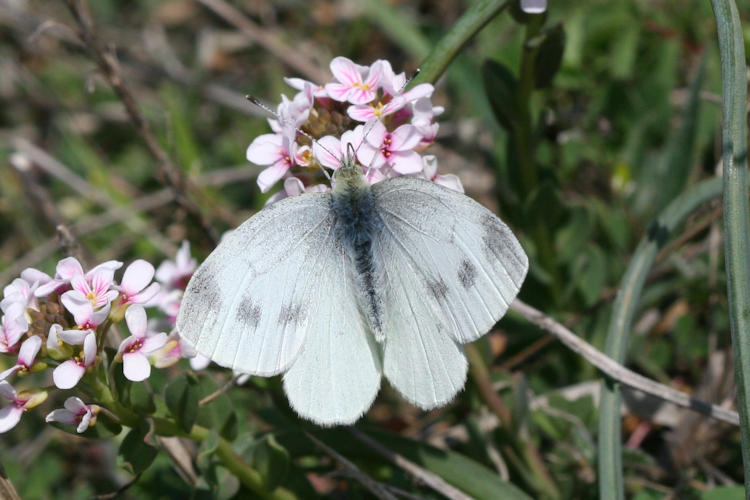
<box><xmin>177</xmin><ymin>151</ymin><xmax>528</xmax><ymax>425</ymax></box>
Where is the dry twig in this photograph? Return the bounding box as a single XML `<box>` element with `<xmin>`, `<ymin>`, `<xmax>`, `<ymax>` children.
<box><xmin>306</xmin><ymin>433</ymin><xmax>397</xmax><ymax>500</ymax></box>
<box><xmin>196</xmin><ymin>0</ymin><xmax>329</xmax><ymax>84</ymax></box>
<box><xmin>348</xmin><ymin>427</ymin><xmax>473</xmax><ymax>500</ymax></box>
<box><xmin>510</xmin><ymin>299</ymin><xmax>740</xmax><ymax>426</ymax></box>
<box><xmin>62</xmin><ymin>0</ymin><xmax>218</xmax><ymax>244</ymax></box>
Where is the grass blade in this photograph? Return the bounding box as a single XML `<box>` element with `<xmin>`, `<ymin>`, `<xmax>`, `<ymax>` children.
<box><xmin>597</xmin><ymin>176</ymin><xmax>723</xmax><ymax>499</ymax></box>
<box><xmin>711</xmin><ymin>0</ymin><xmax>750</xmax><ymax>493</ymax></box>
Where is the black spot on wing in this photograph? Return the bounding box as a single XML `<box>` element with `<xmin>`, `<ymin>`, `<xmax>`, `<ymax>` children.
<box><xmin>235</xmin><ymin>295</ymin><xmax>261</xmax><ymax>330</ymax></box>
<box><xmin>277</xmin><ymin>303</ymin><xmax>306</xmax><ymax>327</ymax></box>
<box><xmin>188</xmin><ymin>266</ymin><xmax>222</xmax><ymax>312</ymax></box>
<box><xmin>480</xmin><ymin>213</ymin><xmax>524</xmax><ymax>281</ymax></box>
<box><xmin>427</xmin><ymin>278</ymin><xmax>449</xmax><ymax>301</ymax></box>
<box><xmin>457</xmin><ymin>260</ymin><xmax>477</xmax><ymax>289</ymax></box>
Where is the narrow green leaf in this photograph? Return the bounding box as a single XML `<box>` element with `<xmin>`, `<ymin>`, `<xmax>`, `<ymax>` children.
<box><xmin>482</xmin><ymin>60</ymin><xmax>519</xmax><ymax>130</ymax></box>
<box><xmin>653</xmin><ymin>54</ymin><xmax>706</xmax><ymax>213</ymax></box>
<box><xmin>700</xmin><ymin>486</ymin><xmax>746</xmax><ymax>500</ymax></box>
<box><xmin>412</xmin><ymin>0</ymin><xmax>510</xmax><ymax>86</ymax></box>
<box><xmin>711</xmin><ymin>0</ymin><xmax>750</xmax><ymax>493</ymax></box>
<box><xmin>597</xmin><ymin>177</ymin><xmax>722</xmax><ymax>499</ymax></box>
<box><xmin>279</xmin><ymin>429</ymin><xmax>532</xmax><ymax>500</ymax></box>
<box><xmin>533</xmin><ymin>24</ymin><xmax>565</xmax><ymax>88</ymax></box>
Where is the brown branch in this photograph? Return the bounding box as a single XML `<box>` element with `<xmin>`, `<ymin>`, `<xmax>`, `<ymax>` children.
<box><xmin>510</xmin><ymin>299</ymin><xmax>740</xmax><ymax>426</ymax></box>
<box><xmin>196</xmin><ymin>0</ymin><xmax>329</xmax><ymax>84</ymax></box>
<box><xmin>62</xmin><ymin>0</ymin><xmax>218</xmax><ymax>245</ymax></box>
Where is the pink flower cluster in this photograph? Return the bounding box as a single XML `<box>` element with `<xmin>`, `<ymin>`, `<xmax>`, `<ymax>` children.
<box><xmin>0</xmin><ymin>242</ymin><xmax>202</xmax><ymax>434</ymax></box>
<box><xmin>246</xmin><ymin>57</ymin><xmax>463</xmax><ymax>198</ymax></box>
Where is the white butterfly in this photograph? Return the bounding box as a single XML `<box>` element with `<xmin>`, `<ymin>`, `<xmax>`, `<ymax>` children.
<box><xmin>177</xmin><ymin>152</ymin><xmax>528</xmax><ymax>426</ymax></box>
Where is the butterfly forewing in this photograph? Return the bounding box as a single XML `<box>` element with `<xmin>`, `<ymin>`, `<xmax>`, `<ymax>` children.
<box><xmin>177</xmin><ymin>192</ymin><xmax>337</xmax><ymax>376</ymax></box>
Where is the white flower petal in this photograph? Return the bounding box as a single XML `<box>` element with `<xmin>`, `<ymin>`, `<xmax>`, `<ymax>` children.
<box><xmin>123</xmin><ymin>352</ymin><xmax>151</xmax><ymax>382</ymax></box>
<box><xmin>120</xmin><ymin>260</ymin><xmax>155</xmax><ymax>295</ymax></box>
<box><xmin>0</xmin><ymin>405</ymin><xmax>23</xmax><ymax>433</ymax></box>
<box><xmin>53</xmin><ymin>360</ymin><xmax>85</xmax><ymax>389</ymax></box>
<box><xmin>125</xmin><ymin>305</ymin><xmax>147</xmax><ymax>337</ymax></box>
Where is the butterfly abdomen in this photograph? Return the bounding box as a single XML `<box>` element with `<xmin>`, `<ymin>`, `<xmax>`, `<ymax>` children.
<box><xmin>331</xmin><ymin>177</ymin><xmax>385</xmax><ymax>341</ymax></box>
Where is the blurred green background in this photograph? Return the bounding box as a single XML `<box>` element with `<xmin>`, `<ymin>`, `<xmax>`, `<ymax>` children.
<box><xmin>1</xmin><ymin>0</ymin><xmax>749</xmax><ymax>498</ymax></box>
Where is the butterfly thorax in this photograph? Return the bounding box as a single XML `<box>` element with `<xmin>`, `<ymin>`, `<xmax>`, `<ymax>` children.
<box><xmin>331</xmin><ymin>159</ymin><xmax>385</xmax><ymax>342</ymax></box>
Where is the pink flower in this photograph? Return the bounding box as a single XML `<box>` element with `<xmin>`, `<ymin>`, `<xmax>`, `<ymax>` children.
<box><xmin>247</xmin><ymin>134</ymin><xmax>307</xmax><ymax>193</ymax></box>
<box><xmin>313</xmin><ymin>125</ymin><xmax>366</xmax><ymax>170</ymax></box>
<box><xmin>0</xmin><ymin>313</ymin><xmax>27</xmax><ymax>354</ymax></box>
<box><xmin>284</xmin><ymin>77</ymin><xmax>328</xmax><ymax>98</ymax></box>
<box><xmin>61</xmin><ymin>268</ymin><xmax>118</xmax><ymax>312</ymax></box>
<box><xmin>0</xmin><ymin>336</ymin><xmax>42</xmax><ymax>380</ymax></box>
<box><xmin>116</xmin><ymin>305</ymin><xmax>167</xmax><ymax>381</ymax></box>
<box><xmin>149</xmin><ymin>331</ymin><xmax>196</xmax><ymax>369</ymax></box>
<box><xmin>1</xmin><ymin>277</ymin><xmax>38</xmax><ymax>314</ymax></box>
<box><xmin>45</xmin><ymin>396</ymin><xmax>98</xmax><ymax>433</ymax></box>
<box><xmin>34</xmin><ymin>258</ymin><xmax>122</xmax><ymax>297</ymax></box>
<box><xmin>358</xmin><ymin>119</ymin><xmax>423</xmax><ymax>174</ymax></box>
<box><xmin>268</xmin><ymin>91</ymin><xmax>314</xmax><ymax>137</ymax></box>
<box><xmin>46</xmin><ymin>324</ymin><xmax>72</xmax><ymax>360</ymax></box>
<box><xmin>325</xmin><ymin>57</ymin><xmax>383</xmax><ymax>104</ymax></box>
<box><xmin>190</xmin><ymin>353</ymin><xmax>211</xmax><ymax>371</ymax></box>
<box><xmin>422</xmin><ymin>155</ymin><xmax>464</xmax><ymax>193</ymax></box>
<box><xmin>52</xmin><ymin>332</ymin><xmax>97</xmax><ymax>389</ymax></box>
<box><xmin>411</xmin><ymin>97</ymin><xmax>443</xmax><ymax>145</ymax></box>
<box><xmin>61</xmin><ymin>294</ymin><xmax>110</xmax><ymax>329</ymax></box>
<box><xmin>347</xmin><ymin>95</ymin><xmax>406</xmax><ymax>122</ymax></box>
<box><xmin>0</xmin><ymin>381</ymin><xmax>47</xmax><ymax>433</ymax></box>
<box><xmin>117</xmin><ymin>260</ymin><xmax>160</xmax><ymax>306</ymax></box>
<box><xmin>155</xmin><ymin>241</ymin><xmax>196</xmax><ymax>290</ymax></box>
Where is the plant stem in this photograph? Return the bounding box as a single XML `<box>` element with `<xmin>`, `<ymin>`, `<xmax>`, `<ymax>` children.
<box><xmin>411</xmin><ymin>0</ymin><xmax>510</xmax><ymax>86</ymax></box>
<box><xmin>710</xmin><ymin>0</ymin><xmax>750</xmax><ymax>495</ymax></box>
<box><xmin>90</xmin><ymin>376</ymin><xmax>297</xmax><ymax>498</ymax></box>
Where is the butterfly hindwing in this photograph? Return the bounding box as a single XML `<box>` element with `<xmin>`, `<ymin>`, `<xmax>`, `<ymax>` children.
<box><xmin>283</xmin><ymin>227</ymin><xmax>382</xmax><ymax>425</ymax></box>
<box><xmin>372</xmin><ymin>176</ymin><xmax>528</xmax><ymax>408</ymax></box>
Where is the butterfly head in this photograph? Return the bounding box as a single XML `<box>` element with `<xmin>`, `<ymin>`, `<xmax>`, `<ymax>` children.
<box><xmin>332</xmin><ymin>143</ymin><xmax>368</xmax><ymax>192</ymax></box>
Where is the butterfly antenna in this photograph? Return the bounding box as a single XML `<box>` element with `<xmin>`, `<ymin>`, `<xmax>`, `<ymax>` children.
<box><xmin>245</xmin><ymin>94</ymin><xmax>332</xmax><ymax>182</ymax></box>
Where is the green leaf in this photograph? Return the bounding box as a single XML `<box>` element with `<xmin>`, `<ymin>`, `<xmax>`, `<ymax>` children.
<box><xmin>576</xmin><ymin>245</ymin><xmax>607</xmax><ymax>306</ymax></box>
<box><xmin>609</xmin><ymin>22</ymin><xmax>639</xmax><ymax>79</ymax></box>
<box><xmin>196</xmin><ymin>429</ymin><xmax>220</xmax><ymax>470</ymax></box>
<box><xmin>195</xmin><ymin>375</ymin><xmax>238</xmax><ymax>440</ymax></box>
<box><xmin>118</xmin><ymin>425</ymin><xmax>159</xmax><ymax>475</ymax></box>
<box><xmin>245</xmin><ymin>435</ymin><xmax>290</xmax><ymax>493</ymax></box>
<box><xmin>555</xmin><ymin>205</ymin><xmax>595</xmax><ymax>263</ymax></box>
<box><xmin>130</xmin><ymin>381</ymin><xmax>156</xmax><ymax>415</ymax></box>
<box><xmin>482</xmin><ymin>59</ymin><xmax>518</xmax><ymax>131</ymax></box>
<box><xmin>165</xmin><ymin>373</ymin><xmax>200</xmax><ymax>432</ymax></box>
<box><xmin>533</xmin><ymin>24</ymin><xmax>565</xmax><ymax>88</ymax></box>
<box><xmin>700</xmin><ymin>486</ymin><xmax>746</xmax><ymax>500</ymax></box>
